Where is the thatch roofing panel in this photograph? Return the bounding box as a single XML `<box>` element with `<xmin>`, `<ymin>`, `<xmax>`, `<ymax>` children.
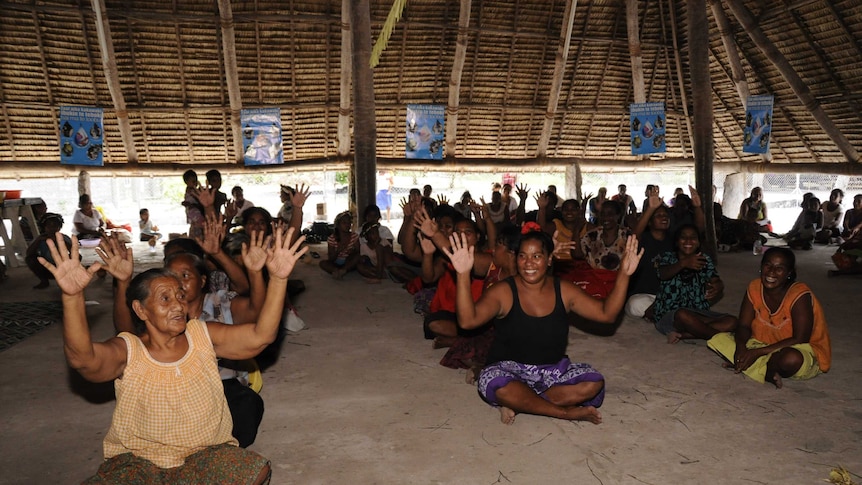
<box><xmin>1</xmin><ymin>0</ymin><xmax>861</xmax><ymax>171</ymax></box>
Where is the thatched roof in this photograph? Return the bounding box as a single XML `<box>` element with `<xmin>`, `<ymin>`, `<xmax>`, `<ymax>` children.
<box><xmin>0</xmin><ymin>0</ymin><xmax>860</xmax><ymax>177</ymax></box>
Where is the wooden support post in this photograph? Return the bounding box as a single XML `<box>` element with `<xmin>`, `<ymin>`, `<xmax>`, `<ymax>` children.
<box><xmin>350</xmin><ymin>0</ymin><xmax>377</xmax><ymax>218</ymax></box>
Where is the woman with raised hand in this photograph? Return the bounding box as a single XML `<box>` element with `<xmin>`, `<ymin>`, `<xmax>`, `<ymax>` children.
<box><xmin>39</xmin><ymin>226</ymin><xmax>305</xmax><ymax>484</ymax></box>
<box><xmin>446</xmin><ymin>228</ymin><xmax>642</xmax><ymax>425</ymax></box>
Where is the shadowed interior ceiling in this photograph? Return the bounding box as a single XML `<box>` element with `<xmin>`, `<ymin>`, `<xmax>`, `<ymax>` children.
<box><xmin>0</xmin><ymin>0</ymin><xmax>860</xmax><ymax>176</ymax></box>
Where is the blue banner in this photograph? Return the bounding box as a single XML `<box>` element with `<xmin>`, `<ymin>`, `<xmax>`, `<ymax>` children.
<box><xmin>630</xmin><ymin>102</ymin><xmax>666</xmax><ymax>155</ymax></box>
<box><xmin>406</xmin><ymin>104</ymin><xmax>445</xmax><ymax>160</ymax></box>
<box><xmin>743</xmin><ymin>95</ymin><xmax>774</xmax><ymax>154</ymax></box>
<box><xmin>241</xmin><ymin>108</ymin><xmax>283</xmax><ymax>166</ymax></box>
<box><xmin>59</xmin><ymin>106</ymin><xmax>103</xmax><ymax>166</ymax></box>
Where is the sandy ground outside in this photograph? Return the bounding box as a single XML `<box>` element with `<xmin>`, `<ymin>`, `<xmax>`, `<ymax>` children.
<box><xmin>0</xmin><ymin>238</ymin><xmax>860</xmax><ymax>484</ymax></box>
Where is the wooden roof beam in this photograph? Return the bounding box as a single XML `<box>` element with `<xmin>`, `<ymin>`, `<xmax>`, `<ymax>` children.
<box><xmin>665</xmin><ymin>0</ymin><xmax>693</xmax><ymax>157</ymax></box>
<box><xmin>536</xmin><ymin>0</ymin><xmax>577</xmax><ymax>157</ymax></box>
<box><xmin>626</xmin><ymin>0</ymin><xmax>646</xmax><ymax>103</ymax></box>
<box><xmin>444</xmin><ymin>0</ymin><xmax>472</xmax><ymax>157</ymax></box>
<box><xmin>337</xmin><ymin>0</ymin><xmax>352</xmax><ymax>157</ymax></box>
<box><xmin>724</xmin><ymin>0</ymin><xmax>859</xmax><ymax>164</ymax></box>
<box><xmin>216</xmin><ymin>0</ymin><xmax>243</xmax><ymax>163</ymax></box>
<box><xmin>91</xmin><ymin>0</ymin><xmax>137</xmax><ymax>163</ymax></box>
<box><xmin>173</xmin><ymin>4</ymin><xmax>195</xmax><ymax>164</ymax></box>
<box><xmin>708</xmin><ymin>0</ymin><xmax>771</xmax><ymax>163</ymax></box>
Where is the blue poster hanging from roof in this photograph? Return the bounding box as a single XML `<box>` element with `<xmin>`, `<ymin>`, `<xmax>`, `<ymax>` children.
<box><xmin>241</xmin><ymin>108</ymin><xmax>284</xmax><ymax>166</ymax></box>
<box><xmin>406</xmin><ymin>104</ymin><xmax>444</xmax><ymax>160</ymax></box>
<box><xmin>743</xmin><ymin>95</ymin><xmax>774</xmax><ymax>154</ymax></box>
<box><xmin>59</xmin><ymin>106</ymin><xmax>103</xmax><ymax>166</ymax></box>
<box><xmin>630</xmin><ymin>102</ymin><xmax>666</xmax><ymax>155</ymax></box>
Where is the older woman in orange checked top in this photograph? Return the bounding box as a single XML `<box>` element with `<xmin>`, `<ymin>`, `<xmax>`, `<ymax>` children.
<box><xmin>445</xmin><ymin>229</ymin><xmax>642</xmax><ymax>425</ymax></box>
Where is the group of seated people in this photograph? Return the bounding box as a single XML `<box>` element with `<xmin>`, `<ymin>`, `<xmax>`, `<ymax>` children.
<box><xmin>28</xmin><ymin>178</ymin><xmax>835</xmax><ymax>481</ymax></box>
<box><xmin>32</xmin><ymin>182</ymin><xmax>317</xmax><ymax>483</ymax></box>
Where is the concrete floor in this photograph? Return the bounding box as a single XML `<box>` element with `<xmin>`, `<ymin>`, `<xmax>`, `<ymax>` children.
<box><xmin>0</xmin><ymin>239</ymin><xmax>860</xmax><ymax>484</ymax></box>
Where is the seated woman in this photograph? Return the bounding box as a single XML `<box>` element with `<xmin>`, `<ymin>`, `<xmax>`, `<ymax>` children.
<box><xmin>708</xmin><ymin>247</ymin><xmax>831</xmax><ymax>388</ymax></box>
<box><xmin>575</xmin><ymin>200</ymin><xmax>632</xmax><ymax>299</ymax></box>
<box><xmin>783</xmin><ymin>196</ymin><xmax>822</xmax><ymax>250</ymax></box>
<box><xmin>440</xmin><ymin>224</ymin><xmax>521</xmax><ymax>382</ymax></box>
<box><xmin>653</xmin><ymin>224</ymin><xmax>731</xmax><ymax>343</ymax></box>
<box><xmin>738</xmin><ymin>187</ymin><xmax>772</xmax><ymax>233</ymax></box>
<box><xmin>446</xmin><ymin>229</ymin><xmax>642</xmax><ymax>425</ymax></box>
<box><xmin>536</xmin><ymin>192</ymin><xmax>591</xmax><ymax>265</ymax></box>
<box><xmin>25</xmin><ymin>213</ymin><xmax>72</xmax><ymax>289</ymax></box>
<box><xmin>357</xmin><ymin>222</ymin><xmax>388</xmax><ymax>283</ymax></box>
<box><xmin>72</xmin><ymin>193</ymin><xmax>104</xmax><ymax>240</ymax></box>
<box><xmin>416</xmin><ymin>212</ymin><xmax>493</xmax><ymax>347</ymax></box>
<box><xmin>38</xmin><ymin>226</ymin><xmax>305</xmax><ymax>484</ymax></box>
<box><xmin>319</xmin><ymin>211</ymin><xmax>360</xmax><ymax>280</ymax></box>
<box><xmin>625</xmin><ymin>192</ymin><xmax>672</xmax><ymax>320</ymax></box>
<box><xmin>829</xmin><ymin>230</ymin><xmax>862</xmax><ymax>276</ymax></box>
<box><xmin>107</xmin><ymin>221</ymin><xmax>276</xmax><ymax>448</ymax></box>
<box><xmin>816</xmin><ymin>189</ymin><xmax>844</xmax><ymax>244</ymax></box>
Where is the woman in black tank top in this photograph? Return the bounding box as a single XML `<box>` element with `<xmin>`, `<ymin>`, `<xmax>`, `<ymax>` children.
<box><xmin>443</xmin><ymin>229</ymin><xmax>643</xmax><ymax>425</ymax></box>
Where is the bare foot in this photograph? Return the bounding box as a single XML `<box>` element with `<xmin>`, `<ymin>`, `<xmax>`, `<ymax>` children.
<box><xmin>564</xmin><ymin>405</ymin><xmax>602</xmax><ymax>424</ymax></box>
<box><xmin>499</xmin><ymin>406</ymin><xmax>516</xmax><ymax>425</ymax></box>
<box><xmin>465</xmin><ymin>365</ymin><xmax>482</xmax><ymax>385</ymax></box>
<box><xmin>766</xmin><ymin>371</ymin><xmax>784</xmax><ymax>389</ymax></box>
<box><xmin>33</xmin><ymin>280</ymin><xmax>49</xmax><ymax>289</ymax></box>
<box><xmin>666</xmin><ymin>331</ymin><xmax>682</xmax><ymax>344</ymax></box>
<box><xmin>332</xmin><ymin>269</ymin><xmax>344</xmax><ymax>280</ymax></box>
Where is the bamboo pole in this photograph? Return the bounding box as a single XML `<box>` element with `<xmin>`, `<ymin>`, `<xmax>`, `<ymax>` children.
<box><xmin>91</xmin><ymin>0</ymin><xmax>138</xmax><ymax>163</ymax></box>
<box><xmin>337</xmin><ymin>0</ymin><xmax>352</xmax><ymax>157</ymax></box>
<box><xmin>444</xmin><ymin>0</ymin><xmax>471</xmax><ymax>158</ymax></box>
<box><xmin>536</xmin><ymin>0</ymin><xmax>578</xmax><ymax>156</ymax></box>
<box><xmin>216</xmin><ymin>0</ymin><xmax>244</xmax><ymax>163</ymax></box>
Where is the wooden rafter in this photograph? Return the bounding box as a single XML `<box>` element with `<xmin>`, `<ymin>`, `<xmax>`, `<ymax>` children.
<box><xmin>626</xmin><ymin>0</ymin><xmax>645</xmax><ymax>104</ymax></box>
<box><xmin>708</xmin><ymin>0</ymin><xmax>771</xmax><ymax>162</ymax></box>
<box><xmin>91</xmin><ymin>0</ymin><xmax>137</xmax><ymax>163</ymax></box>
<box><xmin>31</xmin><ymin>10</ymin><xmax>61</xmax><ymax>160</ymax></box>
<box><xmin>124</xmin><ymin>19</ymin><xmax>149</xmax><ymax>164</ymax></box>
<box><xmin>216</xmin><ymin>0</ymin><xmax>243</xmax><ymax>163</ymax></box>
<box><xmin>724</xmin><ymin>0</ymin><xmax>859</xmax><ymax>164</ymax></box>
<box><xmin>254</xmin><ymin>0</ymin><xmax>263</xmax><ymax>103</ymax></box>
<box><xmin>444</xmin><ymin>0</ymin><xmax>470</xmax><ymax>159</ymax></box>
<box><xmin>666</xmin><ymin>0</ymin><xmax>693</xmax><ymax>158</ymax></box>
<box><xmin>785</xmin><ymin>7</ymin><xmax>862</xmax><ymax>124</ymax></box>
<box><xmin>337</xmin><ymin>0</ymin><xmax>352</xmax><ymax>157</ymax></box>
<box><xmin>536</xmin><ymin>0</ymin><xmax>577</xmax><ymax>157</ymax></box>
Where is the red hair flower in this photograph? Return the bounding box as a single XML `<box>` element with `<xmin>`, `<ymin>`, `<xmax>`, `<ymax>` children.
<box><xmin>521</xmin><ymin>221</ymin><xmax>542</xmax><ymax>234</ymax></box>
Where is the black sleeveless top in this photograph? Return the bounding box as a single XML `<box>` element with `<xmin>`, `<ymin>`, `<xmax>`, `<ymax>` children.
<box><xmin>486</xmin><ymin>277</ymin><xmax>569</xmax><ymax>366</ymax></box>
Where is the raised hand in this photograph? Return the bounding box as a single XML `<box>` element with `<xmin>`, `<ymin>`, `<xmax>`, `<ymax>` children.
<box><xmin>515</xmin><ymin>183</ymin><xmax>530</xmax><ymax>200</ymax></box>
<box><xmin>647</xmin><ymin>192</ymin><xmax>663</xmax><ymax>210</ymax></box>
<box><xmin>437</xmin><ymin>194</ymin><xmax>449</xmax><ymax>206</ymax></box>
<box><xmin>196</xmin><ymin>213</ymin><xmax>225</xmax><ymax>255</ymax></box>
<box><xmin>292</xmin><ymin>183</ymin><xmax>310</xmax><ymax>208</ymax></box>
<box><xmin>688</xmin><ymin>185</ymin><xmax>702</xmax><ymax>208</ymax></box>
<box><xmin>39</xmin><ymin>234</ymin><xmax>100</xmax><ymax>296</ymax></box>
<box><xmin>535</xmin><ymin>192</ymin><xmax>549</xmax><ymax>208</ymax></box>
<box><xmin>399</xmin><ymin>197</ymin><xmax>413</xmax><ymax>218</ymax></box>
<box><xmin>419</xmin><ymin>234</ymin><xmax>436</xmax><ymax>255</ymax></box>
<box><xmin>194</xmin><ymin>185</ymin><xmax>216</xmax><ymax>209</ymax></box>
<box><xmin>441</xmin><ymin>232</ymin><xmax>474</xmax><ymax>274</ymax></box>
<box><xmin>413</xmin><ymin>206</ymin><xmax>438</xmax><ymax>238</ymax></box>
<box><xmin>265</xmin><ymin>227</ymin><xmax>308</xmax><ymax>280</ymax></box>
<box><xmin>223</xmin><ymin>199</ymin><xmax>238</xmax><ymax>224</ymax></box>
<box><xmin>96</xmin><ymin>232</ymin><xmax>133</xmax><ymax>282</ymax></box>
<box><xmin>618</xmin><ymin>235</ymin><xmax>645</xmax><ymax>276</ymax></box>
<box><xmin>242</xmin><ymin>230</ymin><xmax>271</xmax><ymax>272</ymax></box>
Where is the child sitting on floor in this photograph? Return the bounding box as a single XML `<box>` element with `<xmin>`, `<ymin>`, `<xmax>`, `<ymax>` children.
<box><xmin>138</xmin><ymin>208</ymin><xmax>162</xmax><ymax>253</ymax></box>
